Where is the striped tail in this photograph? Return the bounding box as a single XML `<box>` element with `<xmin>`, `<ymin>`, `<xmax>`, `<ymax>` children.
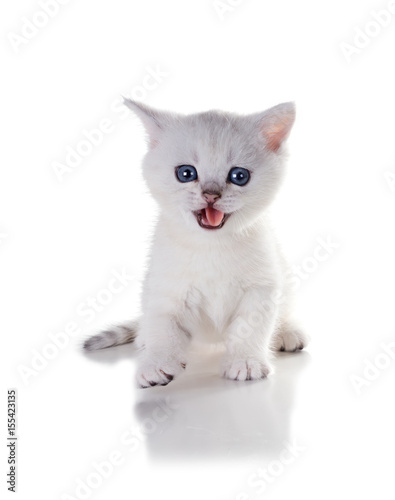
<box><xmin>83</xmin><ymin>320</ymin><xmax>139</xmax><ymax>351</ymax></box>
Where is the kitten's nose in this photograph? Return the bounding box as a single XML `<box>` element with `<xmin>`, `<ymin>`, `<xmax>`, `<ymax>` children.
<box><xmin>203</xmin><ymin>191</ymin><xmax>221</xmax><ymax>204</ymax></box>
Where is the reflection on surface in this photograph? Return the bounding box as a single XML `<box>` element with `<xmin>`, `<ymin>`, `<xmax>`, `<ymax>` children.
<box><xmin>84</xmin><ymin>341</ymin><xmax>311</xmax><ymax>461</ymax></box>
<box><xmin>133</xmin><ymin>345</ymin><xmax>311</xmax><ymax>461</ymax></box>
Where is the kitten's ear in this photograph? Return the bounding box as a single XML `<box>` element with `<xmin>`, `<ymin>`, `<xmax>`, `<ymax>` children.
<box><xmin>256</xmin><ymin>102</ymin><xmax>296</xmax><ymax>153</ymax></box>
<box><xmin>123</xmin><ymin>98</ymin><xmax>171</xmax><ymax>147</ymax></box>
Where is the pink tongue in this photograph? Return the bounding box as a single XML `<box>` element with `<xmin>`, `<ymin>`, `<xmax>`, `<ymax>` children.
<box><xmin>205</xmin><ymin>207</ymin><xmax>224</xmax><ymax>227</ymax></box>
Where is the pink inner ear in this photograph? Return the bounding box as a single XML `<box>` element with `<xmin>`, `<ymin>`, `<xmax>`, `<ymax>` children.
<box><xmin>262</xmin><ymin>116</ymin><xmax>294</xmax><ymax>152</ymax></box>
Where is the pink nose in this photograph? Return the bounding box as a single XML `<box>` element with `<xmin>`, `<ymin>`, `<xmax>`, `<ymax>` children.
<box><xmin>203</xmin><ymin>191</ymin><xmax>221</xmax><ymax>203</ymax></box>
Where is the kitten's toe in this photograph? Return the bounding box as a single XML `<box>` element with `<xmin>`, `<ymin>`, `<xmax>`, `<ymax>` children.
<box><xmin>222</xmin><ymin>357</ymin><xmax>271</xmax><ymax>381</ymax></box>
<box><xmin>273</xmin><ymin>325</ymin><xmax>309</xmax><ymax>352</ymax></box>
<box><xmin>136</xmin><ymin>357</ymin><xmax>186</xmax><ymax>388</ymax></box>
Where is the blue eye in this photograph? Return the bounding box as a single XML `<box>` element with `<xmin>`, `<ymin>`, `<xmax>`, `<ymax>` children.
<box><xmin>228</xmin><ymin>167</ymin><xmax>250</xmax><ymax>186</ymax></box>
<box><xmin>176</xmin><ymin>165</ymin><xmax>198</xmax><ymax>183</ymax></box>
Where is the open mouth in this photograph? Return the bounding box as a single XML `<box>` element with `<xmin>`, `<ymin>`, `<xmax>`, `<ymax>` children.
<box><xmin>193</xmin><ymin>207</ymin><xmax>230</xmax><ymax>230</ymax></box>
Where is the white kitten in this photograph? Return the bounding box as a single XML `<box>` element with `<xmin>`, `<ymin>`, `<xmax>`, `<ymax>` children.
<box><xmin>84</xmin><ymin>100</ymin><xmax>308</xmax><ymax>387</ymax></box>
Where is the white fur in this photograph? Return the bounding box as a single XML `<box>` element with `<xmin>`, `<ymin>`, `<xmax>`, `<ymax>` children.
<box><xmin>84</xmin><ymin>101</ymin><xmax>308</xmax><ymax>387</ymax></box>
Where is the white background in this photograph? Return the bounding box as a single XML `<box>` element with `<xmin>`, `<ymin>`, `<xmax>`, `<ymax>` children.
<box><xmin>2</xmin><ymin>0</ymin><xmax>395</xmax><ymax>499</ymax></box>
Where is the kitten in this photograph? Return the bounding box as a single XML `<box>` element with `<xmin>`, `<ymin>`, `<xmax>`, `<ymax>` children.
<box><xmin>84</xmin><ymin>100</ymin><xmax>308</xmax><ymax>387</ymax></box>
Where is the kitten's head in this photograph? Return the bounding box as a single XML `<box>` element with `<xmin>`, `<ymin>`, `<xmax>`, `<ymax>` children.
<box><xmin>124</xmin><ymin>99</ymin><xmax>295</xmax><ymax>237</ymax></box>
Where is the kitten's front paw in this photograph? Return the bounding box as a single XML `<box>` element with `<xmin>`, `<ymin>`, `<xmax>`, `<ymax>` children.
<box><xmin>222</xmin><ymin>357</ymin><xmax>271</xmax><ymax>381</ymax></box>
<box><xmin>136</xmin><ymin>356</ymin><xmax>186</xmax><ymax>388</ymax></box>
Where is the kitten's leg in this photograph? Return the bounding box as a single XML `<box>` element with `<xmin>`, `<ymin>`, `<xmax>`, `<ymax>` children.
<box><xmin>223</xmin><ymin>287</ymin><xmax>278</xmax><ymax>381</ymax></box>
<box><xmin>136</xmin><ymin>315</ymin><xmax>191</xmax><ymax>388</ymax></box>
<box><xmin>270</xmin><ymin>272</ymin><xmax>309</xmax><ymax>352</ymax></box>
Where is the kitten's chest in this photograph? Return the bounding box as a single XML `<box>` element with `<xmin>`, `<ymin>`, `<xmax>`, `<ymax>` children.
<box><xmin>149</xmin><ymin>233</ymin><xmax>271</xmax><ymax>332</ymax></box>
<box><xmin>182</xmin><ymin>248</ymin><xmax>254</xmax><ymax>331</ymax></box>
